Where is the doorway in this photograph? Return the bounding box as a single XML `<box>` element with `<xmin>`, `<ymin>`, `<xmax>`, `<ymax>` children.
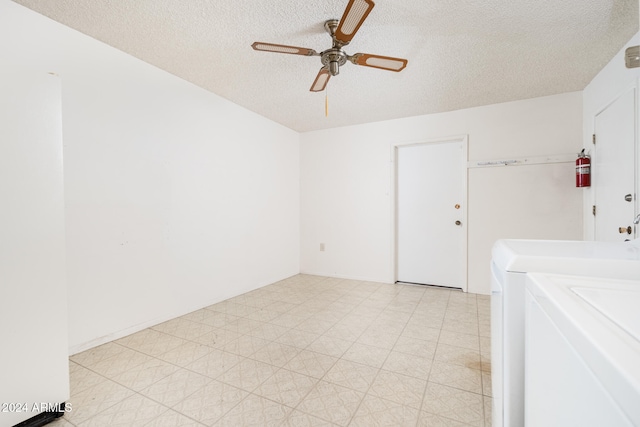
<box><xmin>394</xmin><ymin>137</ymin><xmax>468</xmax><ymax>290</ymax></box>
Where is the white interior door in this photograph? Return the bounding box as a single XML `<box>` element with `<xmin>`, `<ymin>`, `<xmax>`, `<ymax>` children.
<box><xmin>593</xmin><ymin>88</ymin><xmax>637</xmax><ymax>241</ymax></box>
<box><xmin>396</xmin><ymin>139</ymin><xmax>467</xmax><ymax>290</ymax></box>
<box><xmin>0</xmin><ymin>72</ymin><xmax>69</xmax><ymax>426</ymax></box>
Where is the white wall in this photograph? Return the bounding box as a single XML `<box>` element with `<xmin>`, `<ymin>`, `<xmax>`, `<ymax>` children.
<box><xmin>582</xmin><ymin>32</ymin><xmax>640</xmax><ymax>240</ymax></box>
<box><xmin>1</xmin><ymin>0</ymin><xmax>300</xmax><ymax>353</ymax></box>
<box><xmin>300</xmin><ymin>93</ymin><xmax>583</xmax><ymax>294</ymax></box>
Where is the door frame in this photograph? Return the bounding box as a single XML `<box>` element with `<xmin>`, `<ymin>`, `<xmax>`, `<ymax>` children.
<box><xmin>590</xmin><ymin>83</ymin><xmax>639</xmax><ymax>240</ymax></box>
<box><xmin>390</xmin><ymin>135</ymin><xmax>469</xmax><ymax>291</ymax></box>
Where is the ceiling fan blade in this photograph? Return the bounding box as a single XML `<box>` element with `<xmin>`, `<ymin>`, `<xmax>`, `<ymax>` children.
<box><xmin>310</xmin><ymin>68</ymin><xmax>331</xmax><ymax>92</ymax></box>
<box><xmin>335</xmin><ymin>0</ymin><xmax>375</xmax><ymax>45</ymax></box>
<box><xmin>350</xmin><ymin>53</ymin><xmax>408</xmax><ymax>72</ymax></box>
<box><xmin>251</xmin><ymin>42</ymin><xmax>318</xmax><ymax>56</ymax></box>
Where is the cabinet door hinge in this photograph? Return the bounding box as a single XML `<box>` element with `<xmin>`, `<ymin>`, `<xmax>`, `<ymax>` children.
<box><xmin>592</xmin><ymin>205</ymin><xmax>596</xmax><ymax>216</ymax></box>
<box><xmin>592</xmin><ymin>134</ymin><xmax>596</xmax><ymax>144</ymax></box>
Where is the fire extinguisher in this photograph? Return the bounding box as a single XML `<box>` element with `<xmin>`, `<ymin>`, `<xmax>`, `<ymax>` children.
<box><xmin>576</xmin><ymin>149</ymin><xmax>591</xmax><ymax>188</ymax></box>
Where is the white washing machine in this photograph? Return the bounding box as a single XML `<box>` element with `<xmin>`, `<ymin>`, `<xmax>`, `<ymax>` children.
<box><xmin>525</xmin><ymin>273</ymin><xmax>640</xmax><ymax>426</ymax></box>
<box><xmin>491</xmin><ymin>238</ymin><xmax>640</xmax><ymax>427</ymax></box>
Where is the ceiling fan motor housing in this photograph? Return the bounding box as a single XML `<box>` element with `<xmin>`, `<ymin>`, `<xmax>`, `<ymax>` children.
<box><xmin>321</xmin><ymin>49</ymin><xmax>347</xmax><ymax>76</ymax></box>
<box><xmin>322</xmin><ymin>19</ymin><xmax>348</xmax><ymax>76</ymax></box>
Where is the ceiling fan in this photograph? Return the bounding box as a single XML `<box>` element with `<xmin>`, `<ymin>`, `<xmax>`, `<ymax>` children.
<box><xmin>251</xmin><ymin>0</ymin><xmax>408</xmax><ymax>92</ymax></box>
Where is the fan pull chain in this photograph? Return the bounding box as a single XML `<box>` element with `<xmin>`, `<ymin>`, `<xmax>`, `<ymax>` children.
<box><xmin>325</xmin><ymin>87</ymin><xmax>329</xmax><ymax>117</ymax></box>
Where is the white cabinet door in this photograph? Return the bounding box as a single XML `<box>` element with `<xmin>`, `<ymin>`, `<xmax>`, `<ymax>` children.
<box><xmin>0</xmin><ymin>72</ymin><xmax>69</xmax><ymax>426</ymax></box>
<box><xmin>396</xmin><ymin>139</ymin><xmax>467</xmax><ymax>290</ymax></box>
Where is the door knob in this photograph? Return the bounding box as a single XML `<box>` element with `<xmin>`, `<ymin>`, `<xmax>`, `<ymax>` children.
<box><xmin>455</xmin><ymin>220</ymin><xmax>462</xmax><ymax>226</ymax></box>
<box><xmin>619</xmin><ymin>226</ymin><xmax>632</xmax><ymax>235</ymax></box>
<box><xmin>625</xmin><ymin>194</ymin><xmax>633</xmax><ymax>202</ymax></box>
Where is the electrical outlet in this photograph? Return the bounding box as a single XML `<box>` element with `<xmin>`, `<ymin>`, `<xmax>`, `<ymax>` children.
<box><xmin>320</xmin><ymin>243</ymin><xmax>325</xmax><ymax>251</ymax></box>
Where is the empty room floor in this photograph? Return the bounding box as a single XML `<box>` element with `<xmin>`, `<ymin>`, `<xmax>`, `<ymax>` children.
<box><xmin>51</xmin><ymin>274</ymin><xmax>492</xmax><ymax>427</ymax></box>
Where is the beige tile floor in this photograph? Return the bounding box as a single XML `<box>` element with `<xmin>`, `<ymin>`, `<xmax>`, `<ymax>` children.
<box><xmin>50</xmin><ymin>274</ymin><xmax>492</xmax><ymax>427</ymax></box>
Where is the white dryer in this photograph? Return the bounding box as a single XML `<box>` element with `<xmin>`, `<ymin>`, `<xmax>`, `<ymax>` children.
<box><xmin>490</xmin><ymin>238</ymin><xmax>640</xmax><ymax>427</ymax></box>
<box><xmin>525</xmin><ymin>273</ymin><xmax>640</xmax><ymax>426</ymax></box>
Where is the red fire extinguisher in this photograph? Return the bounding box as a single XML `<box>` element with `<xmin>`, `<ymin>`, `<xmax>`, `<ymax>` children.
<box><xmin>576</xmin><ymin>149</ymin><xmax>591</xmax><ymax>188</ymax></box>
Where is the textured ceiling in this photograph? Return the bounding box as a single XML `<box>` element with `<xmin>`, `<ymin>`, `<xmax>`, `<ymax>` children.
<box><xmin>12</xmin><ymin>0</ymin><xmax>639</xmax><ymax>132</ymax></box>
